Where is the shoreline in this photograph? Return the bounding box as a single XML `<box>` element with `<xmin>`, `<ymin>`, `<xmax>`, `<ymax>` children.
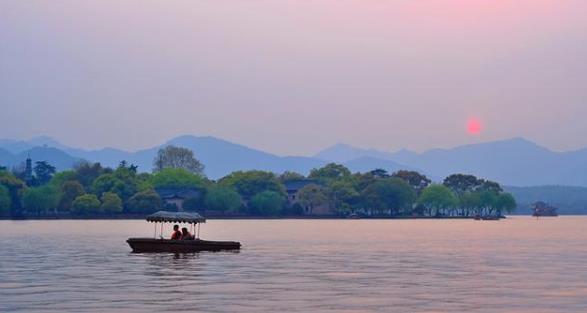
<box><xmin>0</xmin><ymin>215</ymin><xmax>513</xmax><ymax>221</ymax></box>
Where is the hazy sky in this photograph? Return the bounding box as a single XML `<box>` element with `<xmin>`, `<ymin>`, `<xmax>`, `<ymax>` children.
<box><xmin>1</xmin><ymin>1</ymin><xmax>586</xmax><ymax>155</ymax></box>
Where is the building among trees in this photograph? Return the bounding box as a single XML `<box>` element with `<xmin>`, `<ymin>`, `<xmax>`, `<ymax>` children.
<box><xmin>284</xmin><ymin>179</ymin><xmax>317</xmax><ymax>203</ymax></box>
<box><xmin>155</xmin><ymin>187</ymin><xmax>202</xmax><ymax>211</ymax></box>
<box><xmin>285</xmin><ymin>180</ymin><xmax>333</xmax><ymax>215</ymax></box>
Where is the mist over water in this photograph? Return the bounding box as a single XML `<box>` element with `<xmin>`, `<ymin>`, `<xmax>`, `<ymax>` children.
<box><xmin>1</xmin><ymin>218</ymin><xmax>587</xmax><ymax>312</ymax></box>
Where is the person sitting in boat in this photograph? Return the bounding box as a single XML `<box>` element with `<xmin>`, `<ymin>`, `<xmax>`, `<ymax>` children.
<box><xmin>171</xmin><ymin>225</ymin><xmax>182</xmax><ymax>240</ymax></box>
<box><xmin>181</xmin><ymin>227</ymin><xmax>195</xmax><ymax>240</ymax></box>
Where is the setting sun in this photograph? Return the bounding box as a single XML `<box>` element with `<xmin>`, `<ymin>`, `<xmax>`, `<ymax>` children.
<box><xmin>467</xmin><ymin>118</ymin><xmax>483</xmax><ymax>135</ymax></box>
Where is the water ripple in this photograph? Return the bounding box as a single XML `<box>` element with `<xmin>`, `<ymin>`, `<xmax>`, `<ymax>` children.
<box><xmin>1</xmin><ymin>218</ymin><xmax>587</xmax><ymax>312</ymax></box>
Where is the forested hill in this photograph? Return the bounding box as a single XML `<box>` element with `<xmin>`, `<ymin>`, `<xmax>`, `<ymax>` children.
<box><xmin>1</xmin><ymin>136</ymin><xmax>587</xmax><ymax>187</ymax></box>
<box><xmin>505</xmin><ymin>185</ymin><xmax>587</xmax><ymax>215</ymax></box>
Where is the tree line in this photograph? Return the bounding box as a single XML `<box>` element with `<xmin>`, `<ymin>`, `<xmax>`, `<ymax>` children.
<box><xmin>0</xmin><ymin>145</ymin><xmax>516</xmax><ymax>218</ymax></box>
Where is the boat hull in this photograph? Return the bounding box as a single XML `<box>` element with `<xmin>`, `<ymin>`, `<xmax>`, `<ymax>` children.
<box><xmin>127</xmin><ymin>238</ymin><xmax>241</xmax><ymax>253</ymax></box>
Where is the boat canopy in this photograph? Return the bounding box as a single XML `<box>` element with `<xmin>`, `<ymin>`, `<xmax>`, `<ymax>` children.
<box><xmin>146</xmin><ymin>211</ymin><xmax>206</xmax><ymax>224</ymax></box>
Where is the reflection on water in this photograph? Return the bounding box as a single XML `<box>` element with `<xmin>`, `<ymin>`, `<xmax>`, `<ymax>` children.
<box><xmin>1</xmin><ymin>217</ymin><xmax>587</xmax><ymax>312</ymax></box>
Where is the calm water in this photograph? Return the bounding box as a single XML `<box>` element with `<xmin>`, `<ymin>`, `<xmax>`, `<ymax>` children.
<box><xmin>1</xmin><ymin>217</ymin><xmax>586</xmax><ymax>313</ymax></box>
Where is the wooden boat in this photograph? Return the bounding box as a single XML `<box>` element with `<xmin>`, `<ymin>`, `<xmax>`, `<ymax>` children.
<box><xmin>127</xmin><ymin>238</ymin><xmax>240</xmax><ymax>253</ymax></box>
<box><xmin>127</xmin><ymin>211</ymin><xmax>241</xmax><ymax>253</ymax></box>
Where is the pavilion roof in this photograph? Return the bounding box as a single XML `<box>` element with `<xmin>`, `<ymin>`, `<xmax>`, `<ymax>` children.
<box><xmin>146</xmin><ymin>211</ymin><xmax>206</xmax><ymax>224</ymax></box>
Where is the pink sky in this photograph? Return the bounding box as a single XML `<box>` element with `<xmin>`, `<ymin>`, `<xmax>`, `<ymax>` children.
<box><xmin>1</xmin><ymin>1</ymin><xmax>586</xmax><ymax>154</ymax></box>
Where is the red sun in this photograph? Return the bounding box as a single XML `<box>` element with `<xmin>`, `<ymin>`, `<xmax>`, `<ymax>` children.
<box><xmin>467</xmin><ymin>118</ymin><xmax>483</xmax><ymax>135</ymax></box>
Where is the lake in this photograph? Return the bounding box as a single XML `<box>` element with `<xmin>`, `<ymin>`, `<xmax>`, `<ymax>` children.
<box><xmin>1</xmin><ymin>217</ymin><xmax>586</xmax><ymax>312</ymax></box>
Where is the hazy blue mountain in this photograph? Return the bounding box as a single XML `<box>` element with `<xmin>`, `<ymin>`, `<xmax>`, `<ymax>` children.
<box><xmin>393</xmin><ymin>138</ymin><xmax>587</xmax><ymax>186</ymax></box>
<box><xmin>161</xmin><ymin>136</ymin><xmax>326</xmax><ymax>178</ymax></box>
<box><xmin>0</xmin><ymin>136</ymin><xmax>70</xmax><ymax>153</ymax></box>
<box><xmin>2</xmin><ymin>136</ymin><xmax>586</xmax><ymax>186</ymax></box>
<box><xmin>387</xmin><ymin>149</ymin><xmax>420</xmax><ymax>165</ymax></box>
<box><xmin>0</xmin><ymin>148</ymin><xmax>16</xmax><ymax>167</ymax></box>
<box><xmin>67</xmin><ymin>135</ymin><xmax>327</xmax><ymax>177</ymax></box>
<box><xmin>64</xmin><ymin>147</ymin><xmax>137</xmax><ymax>169</ymax></box>
<box><xmin>505</xmin><ymin>185</ymin><xmax>587</xmax><ymax>215</ymax></box>
<box><xmin>10</xmin><ymin>147</ymin><xmax>83</xmax><ymax>171</ymax></box>
<box><xmin>0</xmin><ymin>135</ymin><xmax>327</xmax><ymax>179</ymax></box>
<box><xmin>386</xmin><ymin>138</ymin><xmax>559</xmax><ymax>185</ymax></box>
<box><xmin>316</xmin><ymin>138</ymin><xmax>587</xmax><ymax>186</ymax></box>
<box><xmin>342</xmin><ymin>156</ymin><xmax>417</xmax><ymax>176</ymax></box>
<box><xmin>315</xmin><ymin>143</ymin><xmax>397</xmax><ymax>163</ymax></box>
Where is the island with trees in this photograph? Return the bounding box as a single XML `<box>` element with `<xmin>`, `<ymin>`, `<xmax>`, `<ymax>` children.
<box><xmin>0</xmin><ymin>145</ymin><xmax>516</xmax><ymax>219</ymax></box>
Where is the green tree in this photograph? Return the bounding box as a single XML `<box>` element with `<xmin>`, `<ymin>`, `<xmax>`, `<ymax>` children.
<box><xmin>392</xmin><ymin>170</ymin><xmax>431</xmax><ymax>193</ymax></box>
<box><xmin>0</xmin><ymin>171</ymin><xmax>26</xmax><ymax>215</ymax></box>
<box><xmin>351</xmin><ymin>172</ymin><xmax>378</xmax><ymax>193</ymax></box>
<box><xmin>58</xmin><ymin>181</ymin><xmax>85</xmax><ymax>212</ymax></box>
<box><xmin>327</xmin><ymin>180</ymin><xmax>359</xmax><ymax>214</ymax></box>
<box><xmin>153</xmin><ymin>145</ymin><xmax>205</xmax><ymax>175</ymax></box>
<box><xmin>74</xmin><ymin>162</ymin><xmax>108</xmax><ymax>191</ymax></box>
<box><xmin>361</xmin><ymin>178</ymin><xmax>416</xmax><ymax>216</ymax></box>
<box><xmin>205</xmin><ymin>186</ymin><xmax>242</xmax><ymax>213</ymax></box>
<box><xmin>478</xmin><ymin>179</ymin><xmax>504</xmax><ymax>193</ymax></box>
<box><xmin>249</xmin><ymin>191</ymin><xmax>285</xmax><ymax>216</ymax></box>
<box><xmin>369</xmin><ymin>168</ymin><xmax>390</xmax><ymax>178</ymax></box>
<box><xmin>458</xmin><ymin>191</ymin><xmax>482</xmax><ymax>217</ymax></box>
<box><xmin>71</xmin><ymin>194</ymin><xmax>101</xmax><ymax>215</ymax></box>
<box><xmin>309</xmin><ymin>163</ymin><xmax>351</xmax><ymax>183</ymax></box>
<box><xmin>478</xmin><ymin>190</ymin><xmax>498</xmax><ymax>216</ymax></box>
<box><xmin>0</xmin><ymin>185</ymin><xmax>11</xmax><ymax>215</ymax></box>
<box><xmin>117</xmin><ymin>160</ymin><xmax>138</xmax><ymax>173</ymax></box>
<box><xmin>48</xmin><ymin>171</ymin><xmax>77</xmax><ymax>188</ymax></box>
<box><xmin>111</xmin><ymin>163</ymin><xmax>140</xmax><ymax>199</ymax></box>
<box><xmin>100</xmin><ymin>192</ymin><xmax>123</xmax><ymax>214</ymax></box>
<box><xmin>150</xmin><ymin>168</ymin><xmax>207</xmax><ymax>189</ymax></box>
<box><xmin>417</xmin><ymin>185</ymin><xmax>458</xmax><ymax>216</ymax></box>
<box><xmin>92</xmin><ymin>174</ymin><xmax>125</xmax><ymax>197</ymax></box>
<box><xmin>92</xmin><ymin>165</ymin><xmax>139</xmax><ymax>202</ymax></box>
<box><xmin>219</xmin><ymin>171</ymin><xmax>285</xmax><ymax>199</ymax></box>
<box><xmin>278</xmin><ymin>171</ymin><xmax>306</xmax><ymax>183</ymax></box>
<box><xmin>126</xmin><ymin>189</ymin><xmax>162</xmax><ymax>213</ymax></box>
<box><xmin>494</xmin><ymin>193</ymin><xmax>517</xmax><ymax>216</ymax></box>
<box><xmin>22</xmin><ymin>185</ymin><xmax>60</xmax><ymax>215</ymax></box>
<box><xmin>443</xmin><ymin>174</ymin><xmax>482</xmax><ymax>195</ymax></box>
<box><xmin>33</xmin><ymin>161</ymin><xmax>57</xmax><ymax>185</ymax></box>
<box><xmin>297</xmin><ymin>184</ymin><xmax>329</xmax><ymax>214</ymax></box>
<box><xmin>135</xmin><ymin>172</ymin><xmax>154</xmax><ymax>192</ymax></box>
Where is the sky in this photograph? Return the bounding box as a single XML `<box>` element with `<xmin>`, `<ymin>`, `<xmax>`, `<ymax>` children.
<box><xmin>1</xmin><ymin>1</ymin><xmax>586</xmax><ymax>156</ymax></box>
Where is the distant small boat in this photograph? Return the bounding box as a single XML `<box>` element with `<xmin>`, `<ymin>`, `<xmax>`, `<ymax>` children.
<box><xmin>127</xmin><ymin>211</ymin><xmax>241</xmax><ymax>253</ymax></box>
<box><xmin>532</xmin><ymin>202</ymin><xmax>559</xmax><ymax>217</ymax></box>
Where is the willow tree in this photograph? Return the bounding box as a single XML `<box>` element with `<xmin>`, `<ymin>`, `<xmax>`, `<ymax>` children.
<box><xmin>361</xmin><ymin>178</ymin><xmax>416</xmax><ymax>216</ymax></box>
<box><xmin>153</xmin><ymin>145</ymin><xmax>205</xmax><ymax>175</ymax></box>
<box><xmin>417</xmin><ymin>185</ymin><xmax>458</xmax><ymax>216</ymax></box>
<box><xmin>494</xmin><ymin>193</ymin><xmax>517</xmax><ymax>216</ymax></box>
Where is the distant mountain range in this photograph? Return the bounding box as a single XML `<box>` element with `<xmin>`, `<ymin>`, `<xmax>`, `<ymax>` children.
<box><xmin>1</xmin><ymin>135</ymin><xmax>586</xmax><ymax>187</ymax></box>
<box><xmin>316</xmin><ymin>138</ymin><xmax>587</xmax><ymax>187</ymax></box>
